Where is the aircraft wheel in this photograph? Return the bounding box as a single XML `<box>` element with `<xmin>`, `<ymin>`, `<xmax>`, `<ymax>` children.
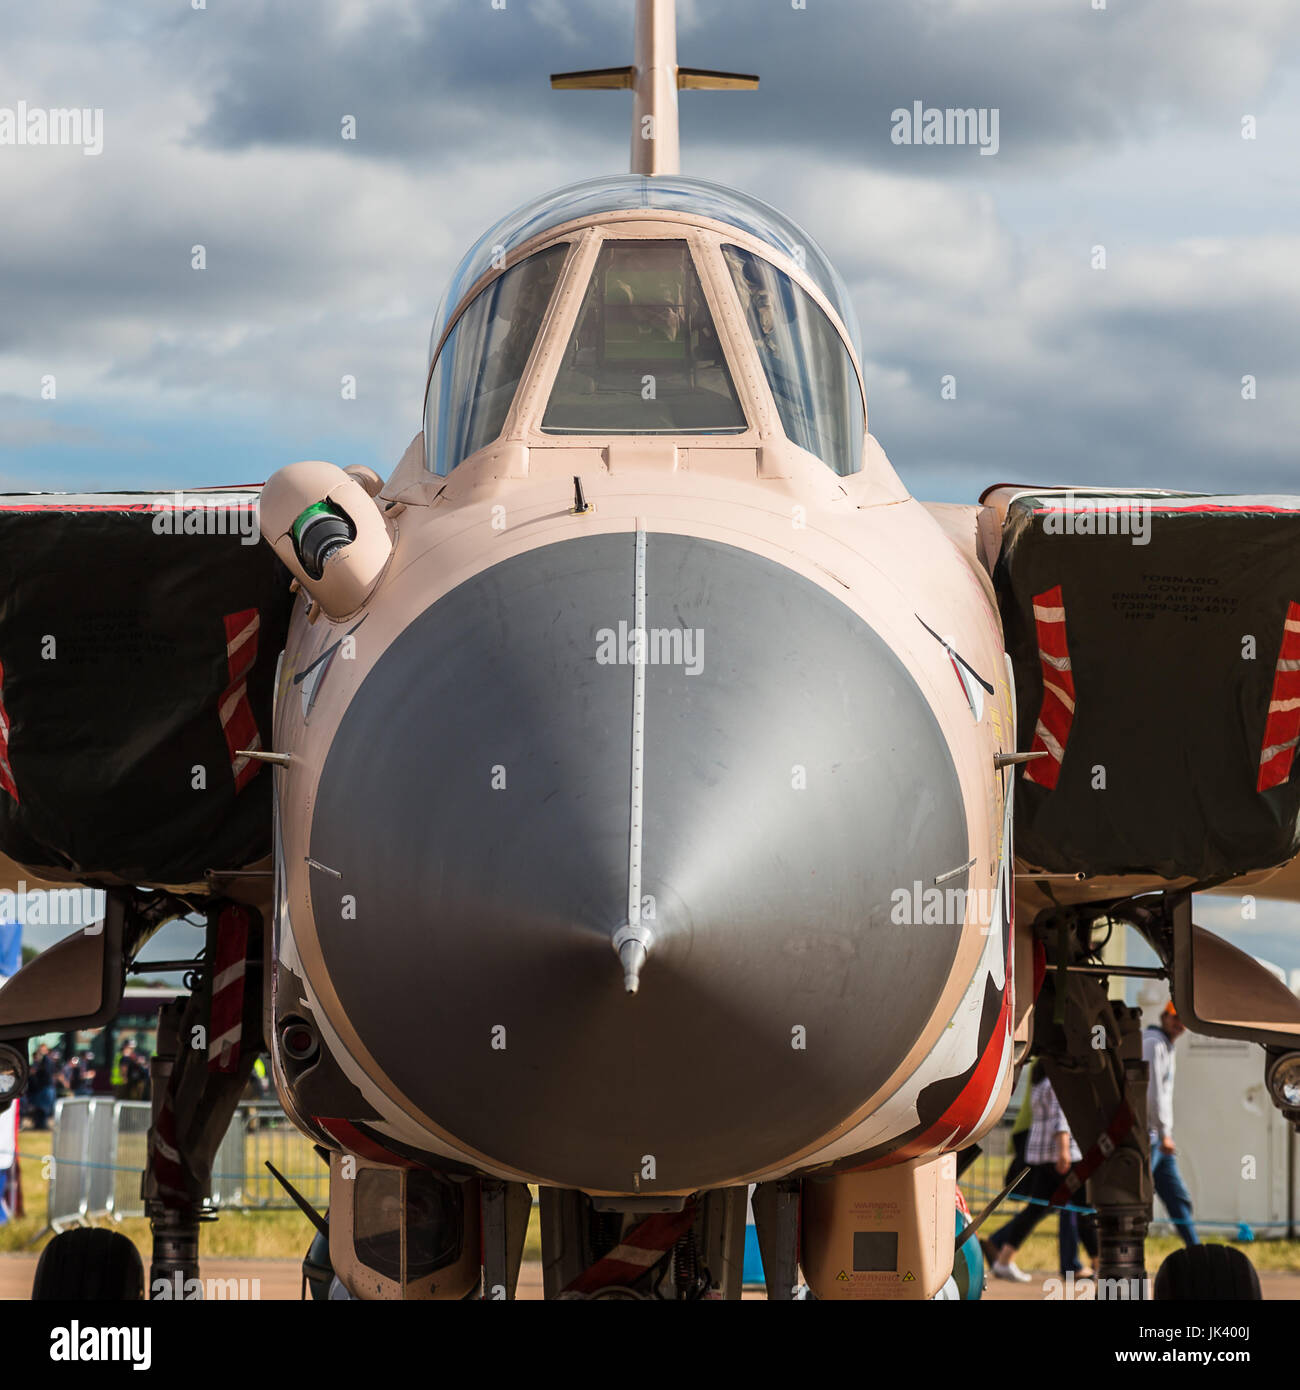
<box><xmin>1153</xmin><ymin>1244</ymin><xmax>1260</xmax><ymax>1301</ymax></box>
<box><xmin>32</xmin><ymin>1228</ymin><xmax>145</xmax><ymax>1301</ymax></box>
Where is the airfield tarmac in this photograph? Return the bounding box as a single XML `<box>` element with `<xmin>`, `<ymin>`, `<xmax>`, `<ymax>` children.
<box><xmin>2</xmin><ymin>1254</ymin><xmax>1299</xmax><ymax>1300</ymax></box>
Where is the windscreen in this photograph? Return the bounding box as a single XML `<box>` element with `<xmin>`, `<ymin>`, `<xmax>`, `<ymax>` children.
<box><xmin>426</xmin><ymin>243</ymin><xmax>568</xmax><ymax>475</ymax></box>
<box><xmin>542</xmin><ymin>240</ymin><xmax>747</xmax><ymax>436</ymax></box>
<box><xmin>723</xmin><ymin>244</ymin><xmax>864</xmax><ymax>476</ymax></box>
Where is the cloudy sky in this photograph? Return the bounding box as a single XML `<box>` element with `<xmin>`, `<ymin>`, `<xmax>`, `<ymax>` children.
<box><xmin>1</xmin><ymin>0</ymin><xmax>1298</xmax><ymax>503</ymax></box>
<box><xmin>3</xmin><ymin>0</ymin><xmax>1299</xmax><ymax>973</ymax></box>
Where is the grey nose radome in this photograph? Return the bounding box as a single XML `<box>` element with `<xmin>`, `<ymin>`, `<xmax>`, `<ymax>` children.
<box><xmin>308</xmin><ymin>531</ymin><xmax>969</xmax><ymax>1192</ymax></box>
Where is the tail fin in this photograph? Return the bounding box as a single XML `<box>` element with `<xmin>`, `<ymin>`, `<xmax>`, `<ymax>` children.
<box><xmin>551</xmin><ymin>0</ymin><xmax>758</xmax><ymax>176</ymax></box>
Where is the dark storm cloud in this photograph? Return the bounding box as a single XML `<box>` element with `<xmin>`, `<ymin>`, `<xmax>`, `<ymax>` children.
<box><xmin>191</xmin><ymin>0</ymin><xmax>609</xmax><ymax>163</ymax></box>
<box><xmin>187</xmin><ymin>0</ymin><xmax>1300</xmax><ymax>172</ymax></box>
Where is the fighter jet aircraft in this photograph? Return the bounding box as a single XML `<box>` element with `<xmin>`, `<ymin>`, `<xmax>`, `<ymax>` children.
<box><xmin>2</xmin><ymin>0</ymin><xmax>1300</xmax><ymax>1301</ymax></box>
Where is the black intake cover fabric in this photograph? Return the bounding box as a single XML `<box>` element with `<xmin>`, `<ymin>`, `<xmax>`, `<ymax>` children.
<box><xmin>997</xmin><ymin>490</ymin><xmax>1300</xmax><ymax>881</ymax></box>
<box><xmin>0</xmin><ymin>494</ymin><xmax>291</xmax><ymax>887</ymax></box>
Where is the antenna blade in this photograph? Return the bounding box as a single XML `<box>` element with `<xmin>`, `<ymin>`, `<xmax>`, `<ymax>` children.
<box><xmin>676</xmin><ymin>67</ymin><xmax>759</xmax><ymax>91</ymax></box>
<box><xmin>551</xmin><ymin>66</ymin><xmax>635</xmax><ymax>90</ymax></box>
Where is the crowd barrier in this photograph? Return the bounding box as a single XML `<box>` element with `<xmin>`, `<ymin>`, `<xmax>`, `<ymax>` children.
<box><xmin>45</xmin><ymin>1104</ymin><xmax>1294</xmax><ymax>1242</ymax></box>
<box><xmin>45</xmin><ymin>1097</ymin><xmax>327</xmax><ymax>1230</ymax></box>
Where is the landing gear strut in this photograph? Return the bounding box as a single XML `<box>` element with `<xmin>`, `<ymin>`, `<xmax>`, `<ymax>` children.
<box><xmin>142</xmin><ymin>901</ymin><xmax>264</xmax><ymax>1298</ymax></box>
<box><xmin>1034</xmin><ymin>910</ymin><xmax>1153</xmax><ymax>1295</ymax></box>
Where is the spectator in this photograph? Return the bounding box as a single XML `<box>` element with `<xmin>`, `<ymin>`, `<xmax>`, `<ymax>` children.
<box><xmin>114</xmin><ymin>1043</ymin><xmax>139</xmax><ymax>1100</ymax></box>
<box><xmin>124</xmin><ymin>1046</ymin><xmax>150</xmax><ymax>1101</ymax></box>
<box><xmin>25</xmin><ymin>1043</ymin><xmax>56</xmax><ymax>1130</ymax></box>
<box><xmin>987</xmin><ymin>1062</ymin><xmax>1095</xmax><ymax>1282</ymax></box>
<box><xmin>1144</xmin><ymin>1001</ymin><xmax>1198</xmax><ymax>1246</ymax></box>
<box><xmin>78</xmin><ymin>1053</ymin><xmax>97</xmax><ymax>1096</ymax></box>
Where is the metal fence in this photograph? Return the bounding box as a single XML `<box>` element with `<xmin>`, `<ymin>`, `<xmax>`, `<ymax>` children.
<box><xmin>45</xmin><ymin>1097</ymin><xmax>327</xmax><ymax>1230</ymax></box>
<box><xmin>211</xmin><ymin>1102</ymin><xmax>328</xmax><ymax>1212</ymax></box>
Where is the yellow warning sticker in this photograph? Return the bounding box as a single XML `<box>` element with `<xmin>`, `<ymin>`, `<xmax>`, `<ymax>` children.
<box><xmin>901</xmin><ymin>1271</ymin><xmax>915</xmax><ymax>1282</ymax></box>
<box><xmin>836</xmin><ymin>1270</ymin><xmax>850</xmax><ymax>1282</ymax></box>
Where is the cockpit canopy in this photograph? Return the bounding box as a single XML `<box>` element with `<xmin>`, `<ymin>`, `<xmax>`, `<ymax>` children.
<box><xmin>424</xmin><ymin>175</ymin><xmax>866</xmax><ymax>479</ymax></box>
<box><xmin>430</xmin><ymin>175</ymin><xmax>861</xmax><ymax>356</ymax></box>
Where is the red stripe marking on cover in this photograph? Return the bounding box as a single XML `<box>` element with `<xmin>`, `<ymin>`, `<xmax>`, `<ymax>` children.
<box><xmin>207</xmin><ymin>905</ymin><xmax>249</xmax><ymax>1074</ymax></box>
<box><xmin>1257</xmin><ymin>601</ymin><xmax>1300</xmax><ymax>791</ymax></box>
<box><xmin>1024</xmin><ymin>585</ymin><xmax>1074</xmax><ymax>791</ymax></box>
<box><xmin>219</xmin><ymin>609</ymin><xmax>262</xmax><ymax>792</ymax></box>
<box><xmin>0</xmin><ymin>661</ymin><xmax>17</xmax><ymax>803</ymax></box>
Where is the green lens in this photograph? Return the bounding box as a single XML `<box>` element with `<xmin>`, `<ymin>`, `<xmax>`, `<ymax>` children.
<box><xmin>292</xmin><ymin>500</ymin><xmax>338</xmax><ymax>544</ymax></box>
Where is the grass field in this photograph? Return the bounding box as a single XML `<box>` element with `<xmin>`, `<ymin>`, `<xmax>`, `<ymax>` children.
<box><xmin>3</xmin><ymin>1125</ymin><xmax>1295</xmax><ymax>1279</ymax></box>
<box><xmin>2</xmin><ymin>1127</ymin><xmax>547</xmax><ymax>1265</ymax></box>
<box><xmin>961</xmin><ymin>1144</ymin><xmax>1300</xmax><ymax>1274</ymax></box>
<box><xmin>2</xmin><ymin>1128</ymin><xmax>321</xmax><ymax>1259</ymax></box>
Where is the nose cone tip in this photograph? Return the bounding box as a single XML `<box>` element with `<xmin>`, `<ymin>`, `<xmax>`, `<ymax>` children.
<box><xmin>613</xmin><ymin>924</ymin><xmax>653</xmax><ymax>994</ymax></box>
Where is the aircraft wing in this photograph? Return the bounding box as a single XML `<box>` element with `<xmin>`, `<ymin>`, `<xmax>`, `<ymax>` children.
<box><xmin>983</xmin><ymin>485</ymin><xmax>1300</xmax><ymax>897</ymax></box>
<box><xmin>0</xmin><ymin>490</ymin><xmax>292</xmax><ymax>895</ymax></box>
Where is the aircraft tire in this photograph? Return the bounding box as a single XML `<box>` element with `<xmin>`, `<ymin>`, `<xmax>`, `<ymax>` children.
<box><xmin>32</xmin><ymin>1227</ymin><xmax>144</xmax><ymax>1301</ymax></box>
<box><xmin>1153</xmin><ymin>1243</ymin><xmax>1261</xmax><ymax>1301</ymax></box>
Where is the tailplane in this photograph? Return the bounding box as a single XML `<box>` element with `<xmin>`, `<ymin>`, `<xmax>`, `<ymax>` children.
<box><xmin>551</xmin><ymin>0</ymin><xmax>758</xmax><ymax>176</ymax></box>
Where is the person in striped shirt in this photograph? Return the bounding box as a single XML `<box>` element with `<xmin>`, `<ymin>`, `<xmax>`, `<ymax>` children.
<box><xmin>987</xmin><ymin>1062</ymin><xmax>1097</xmax><ymax>1282</ymax></box>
